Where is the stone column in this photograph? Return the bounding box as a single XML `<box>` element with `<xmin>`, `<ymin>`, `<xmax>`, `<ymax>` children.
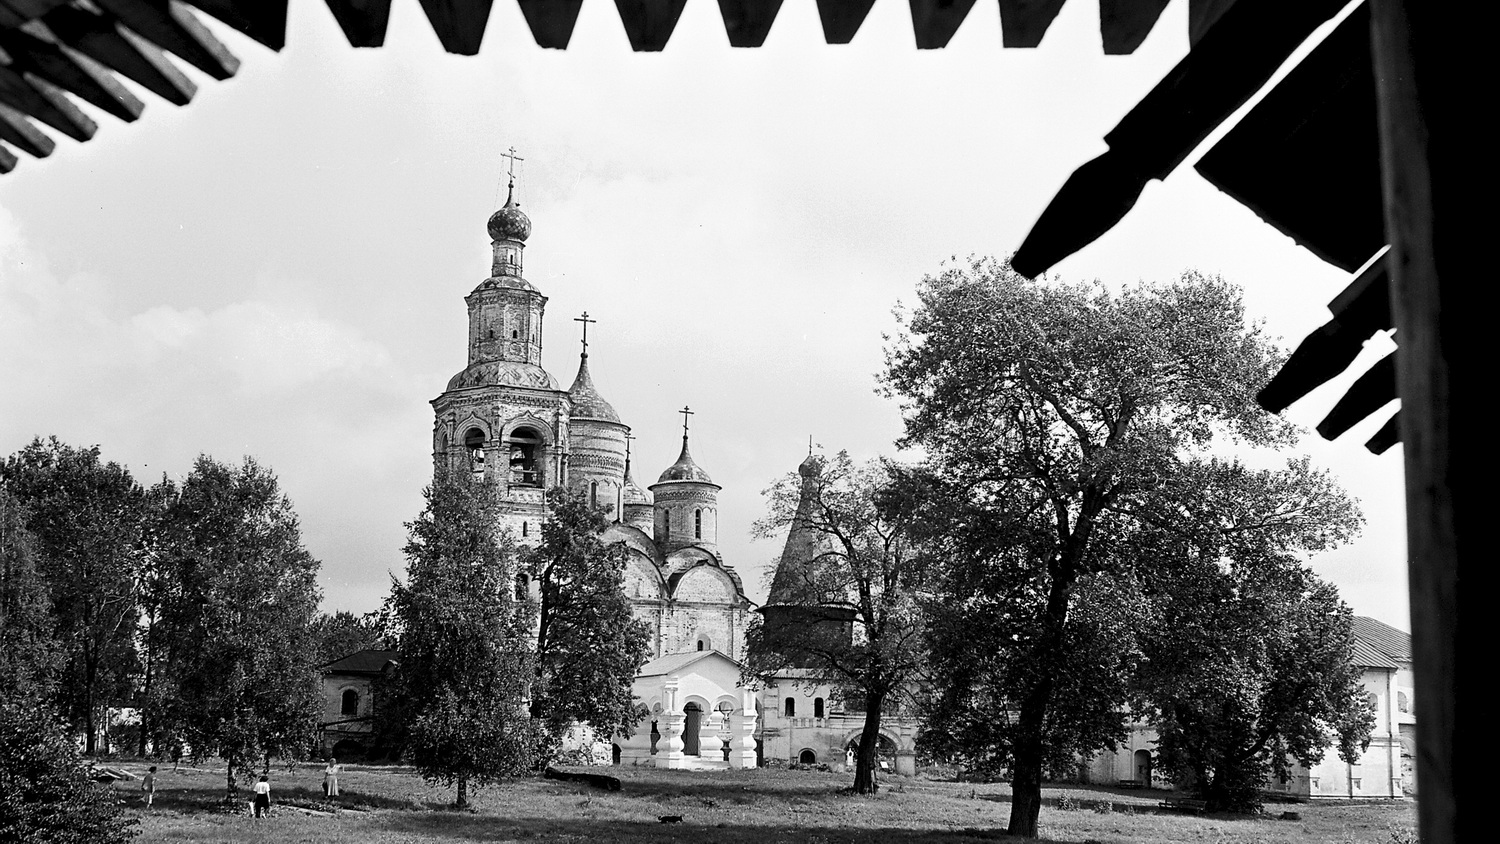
<box><xmin>656</xmin><ymin>679</ymin><xmax>686</xmax><ymax>769</ymax></box>
<box><xmin>731</xmin><ymin>688</ymin><xmax>759</xmax><ymax>769</ymax></box>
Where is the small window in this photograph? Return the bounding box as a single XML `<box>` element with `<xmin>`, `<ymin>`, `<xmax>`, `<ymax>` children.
<box><xmin>697</xmin><ymin>640</ymin><xmax>705</xmax><ymax>651</ymax></box>
<box><xmin>694</xmin><ymin>508</ymin><xmax>702</xmax><ymax>539</ymax></box>
<box><xmin>511</xmin><ymin>330</ymin><xmax>518</xmax><ymax>339</ymax></box>
<box><xmin>340</xmin><ymin>690</ymin><xmax>358</xmax><ymax>717</ymax></box>
<box><xmin>591</xmin><ymin>481</ymin><xmax>599</xmax><ymax>508</ymax></box>
<box><xmin>814</xmin><ymin>698</ymin><xmax>825</xmax><ymax>719</ymax></box>
<box><xmin>784</xmin><ymin>697</ymin><xmax>796</xmax><ymax>717</ymax></box>
<box><xmin>1397</xmin><ymin>691</ymin><xmax>1410</xmax><ymax>713</ymax></box>
<box><xmin>522</xmin><ymin>521</ymin><xmax>528</xmax><ymax>537</ymax></box>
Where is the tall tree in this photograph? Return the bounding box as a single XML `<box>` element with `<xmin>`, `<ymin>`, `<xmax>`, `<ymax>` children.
<box><xmin>311</xmin><ymin>610</ymin><xmax>387</xmax><ymax>667</ymax></box>
<box><xmin>151</xmin><ymin>456</ymin><xmax>322</xmax><ymax>799</ymax></box>
<box><xmin>1</xmin><ymin>482</ymin><xmax>57</xmax><ymax>702</ymax></box>
<box><xmin>522</xmin><ymin>486</ymin><xmax>651</xmax><ymax>761</ymax></box>
<box><xmin>1130</xmin><ymin>458</ymin><xmax>1371</xmax><ymax>811</ymax></box>
<box><xmin>1</xmin><ymin>438</ymin><xmax>149</xmax><ymax>755</ymax></box>
<box><xmin>744</xmin><ymin>452</ymin><xmax>927</xmax><ymax>794</ymax></box>
<box><xmin>884</xmin><ymin>260</ymin><xmax>1292</xmax><ymax>836</ymax></box>
<box><xmin>387</xmin><ymin>469</ymin><xmax>535</xmax><ymax>808</ymax></box>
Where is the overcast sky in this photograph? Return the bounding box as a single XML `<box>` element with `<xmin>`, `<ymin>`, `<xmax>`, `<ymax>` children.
<box><xmin>0</xmin><ymin>1</ymin><xmax>1406</xmax><ymax>630</ymax></box>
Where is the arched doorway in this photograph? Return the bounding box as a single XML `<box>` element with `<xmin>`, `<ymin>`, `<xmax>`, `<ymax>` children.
<box><xmin>683</xmin><ymin>703</ymin><xmax>702</xmax><ymax>756</ymax></box>
<box><xmin>799</xmin><ymin>749</ymin><xmax>817</xmax><ymax>764</ymax></box>
<box><xmin>1133</xmin><ymin>749</ymin><xmax>1152</xmax><ymax>786</ymax></box>
<box><xmin>612</xmin><ymin>743</ymin><xmax>622</xmax><ymax>766</ymax></box>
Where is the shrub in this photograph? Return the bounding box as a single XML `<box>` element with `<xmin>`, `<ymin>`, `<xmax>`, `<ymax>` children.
<box><xmin>0</xmin><ymin>699</ymin><xmax>139</xmax><ymax>844</ymax></box>
<box><xmin>1055</xmin><ymin>794</ymin><xmax>1080</xmax><ymax>811</ymax></box>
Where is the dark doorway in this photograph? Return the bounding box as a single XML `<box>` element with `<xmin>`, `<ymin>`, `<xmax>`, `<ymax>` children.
<box><xmin>683</xmin><ymin>703</ymin><xmax>702</xmax><ymax>756</ymax></box>
<box><xmin>799</xmin><ymin>749</ymin><xmax>817</xmax><ymax>764</ymax></box>
<box><xmin>612</xmin><ymin>743</ymin><xmax>622</xmax><ymax>766</ymax></box>
<box><xmin>1134</xmin><ymin>749</ymin><xmax>1152</xmax><ymax>786</ymax></box>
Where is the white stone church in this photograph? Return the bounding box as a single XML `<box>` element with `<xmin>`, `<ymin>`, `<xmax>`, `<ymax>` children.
<box><xmin>320</xmin><ymin>176</ymin><xmax>918</xmax><ymax>772</ymax></box>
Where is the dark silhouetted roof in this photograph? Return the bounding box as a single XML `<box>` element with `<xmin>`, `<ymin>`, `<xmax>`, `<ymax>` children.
<box><xmin>320</xmin><ymin>649</ymin><xmax>397</xmax><ymax>675</ymax></box>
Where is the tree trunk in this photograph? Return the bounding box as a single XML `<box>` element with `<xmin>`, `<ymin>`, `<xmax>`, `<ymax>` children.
<box><xmin>1007</xmin><ymin>564</ymin><xmax>1074</xmax><ymax>837</ymax></box>
<box><xmin>456</xmin><ymin>773</ymin><xmax>469</xmax><ymax>809</ymax></box>
<box><xmin>853</xmin><ymin>695</ymin><xmax>885</xmax><ymax>795</ymax></box>
<box><xmin>226</xmin><ymin>756</ymin><xmax>238</xmax><ymax>800</ymax></box>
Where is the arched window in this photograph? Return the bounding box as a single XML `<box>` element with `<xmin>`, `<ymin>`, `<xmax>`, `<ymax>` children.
<box><xmin>464</xmin><ymin>428</ymin><xmax>486</xmax><ymax>471</ymax></box>
<box><xmin>1398</xmin><ymin>691</ymin><xmax>1410</xmax><ymax>713</ymax></box>
<box><xmin>697</xmin><ymin>640</ymin><xmax>705</xmax><ymax>651</ymax></box>
<box><xmin>784</xmin><ymin>697</ymin><xmax>796</xmax><ymax>717</ymax></box>
<box><xmin>508</xmin><ymin>427</ymin><xmax>542</xmax><ymax>486</ymax></box>
<box><xmin>814</xmin><ymin>698</ymin><xmax>825</xmax><ymax>719</ymax></box>
<box><xmin>340</xmin><ymin>689</ymin><xmax>358</xmax><ymax>717</ymax></box>
<box><xmin>521</xmin><ymin>521</ymin><xmax>528</xmax><ymax>538</ymax></box>
<box><xmin>694</xmin><ymin>508</ymin><xmax>702</xmax><ymax>539</ymax></box>
<box><xmin>591</xmin><ymin>481</ymin><xmax>598</xmax><ymax>508</ymax></box>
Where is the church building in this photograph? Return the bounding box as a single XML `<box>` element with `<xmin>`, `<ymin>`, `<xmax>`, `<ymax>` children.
<box><xmin>320</xmin><ymin>170</ymin><xmax>920</xmax><ymax>771</ymax></box>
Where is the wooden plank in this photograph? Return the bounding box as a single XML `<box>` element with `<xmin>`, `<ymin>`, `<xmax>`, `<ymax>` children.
<box><xmin>323</xmin><ymin>0</ymin><xmax>393</xmax><ymax>48</ymax></box>
<box><xmin>1100</xmin><ymin>0</ymin><xmax>1169</xmax><ymax>55</ymax></box>
<box><xmin>909</xmin><ymin>0</ymin><xmax>977</xmax><ymax>50</ymax></box>
<box><xmin>42</xmin><ymin>4</ymin><xmax>197</xmax><ymax>106</ymax></box>
<box><xmin>182</xmin><ymin>1</ymin><xmax>288</xmax><ymax>51</ymax></box>
<box><xmin>996</xmin><ymin>0</ymin><xmax>1064</xmax><ymax>48</ymax></box>
<box><xmin>416</xmin><ymin>0</ymin><xmax>494</xmax><ymax>55</ymax></box>
<box><xmin>814</xmin><ymin>0</ymin><xmax>875</xmax><ymax>44</ymax></box>
<box><xmin>1257</xmin><ymin>255</ymin><xmax>1389</xmax><ymax>414</ymax></box>
<box><xmin>0</xmin><ymin>140</ymin><xmax>17</xmax><ymax>173</ymax></box>
<box><xmin>0</xmin><ymin>23</ymin><xmax>144</xmax><ymax>121</ymax></box>
<box><xmin>517</xmin><ymin>0</ymin><xmax>581</xmax><ymax>49</ymax></box>
<box><xmin>1315</xmin><ymin>353</ymin><xmax>1395</xmax><ymax>440</ymax></box>
<box><xmin>93</xmin><ymin>0</ymin><xmax>240</xmax><ymax>80</ymax></box>
<box><xmin>0</xmin><ymin>100</ymin><xmax>54</xmax><ymax>157</ymax></box>
<box><xmin>1187</xmin><ymin>0</ymin><xmax>1236</xmax><ymax>45</ymax></box>
<box><xmin>1369</xmin><ymin>2</ymin><xmax>1460</xmax><ymax>843</ymax></box>
<box><xmin>717</xmin><ymin>0</ymin><xmax>783</xmax><ymax>48</ymax></box>
<box><xmin>1012</xmin><ymin>0</ymin><xmax>1346</xmax><ymax>278</ymax></box>
<box><xmin>0</xmin><ymin>64</ymin><xmax>96</xmax><ymax>141</ymax></box>
<box><xmin>613</xmin><ymin>0</ymin><xmax>688</xmax><ymax>52</ymax></box>
<box><xmin>1195</xmin><ymin>7</ymin><xmax>1383</xmax><ymax>272</ymax></box>
<box><xmin>1364</xmin><ymin>414</ymin><xmax>1398</xmax><ymax>455</ymax></box>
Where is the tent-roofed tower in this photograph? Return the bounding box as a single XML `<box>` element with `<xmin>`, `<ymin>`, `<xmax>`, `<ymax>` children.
<box><xmin>755</xmin><ymin>450</ymin><xmax>856</xmax><ymax>667</ymax></box>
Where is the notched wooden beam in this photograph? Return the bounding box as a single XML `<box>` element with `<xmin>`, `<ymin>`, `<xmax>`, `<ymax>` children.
<box><xmin>0</xmin><ymin>62</ymin><xmax>97</xmax><ymax>141</ymax></box>
<box><xmin>717</xmin><ymin>0</ymin><xmax>784</xmax><ymax>48</ymax></box>
<box><xmin>996</xmin><ymin>0</ymin><xmax>1064</xmax><ymax>48</ymax></box>
<box><xmin>909</xmin><ymin>0</ymin><xmax>977</xmax><ymax>50</ymax></box>
<box><xmin>417</xmin><ymin>0</ymin><xmax>493</xmax><ymax>55</ymax></box>
<box><xmin>814</xmin><ymin>0</ymin><xmax>875</xmax><ymax>44</ymax></box>
<box><xmin>0</xmin><ymin>100</ymin><xmax>55</xmax><ymax>157</ymax></box>
<box><xmin>614</xmin><ymin>0</ymin><xmax>688</xmax><ymax>52</ymax></box>
<box><xmin>517</xmin><ymin>0</ymin><xmax>581</xmax><ymax>49</ymax></box>
<box><xmin>1100</xmin><ymin>0</ymin><xmax>1169</xmax><ymax>55</ymax></box>
<box><xmin>42</xmin><ymin>5</ymin><xmax>196</xmax><ymax>106</ymax></box>
<box><xmin>323</xmin><ymin>0</ymin><xmax>393</xmax><ymax>48</ymax></box>
<box><xmin>1</xmin><ymin>23</ymin><xmax>144</xmax><ymax>121</ymax></box>
<box><xmin>182</xmin><ymin>1</ymin><xmax>289</xmax><ymax>51</ymax></box>
<box><xmin>93</xmin><ymin>0</ymin><xmax>240</xmax><ymax>80</ymax></box>
<box><xmin>1316</xmin><ymin>352</ymin><xmax>1397</xmax><ymax>441</ymax></box>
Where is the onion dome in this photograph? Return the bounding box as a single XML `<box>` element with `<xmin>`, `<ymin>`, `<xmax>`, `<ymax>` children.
<box><xmin>658</xmin><ymin>435</ymin><xmax>713</xmax><ymax>484</ymax></box>
<box><xmin>567</xmin><ymin>354</ymin><xmax>621</xmax><ymax>423</ymax></box>
<box><xmin>798</xmin><ymin>452</ymin><xmax>824</xmax><ymax>479</ymax></box>
<box><xmin>487</xmin><ymin>182</ymin><xmax>531</xmax><ymax>242</ymax></box>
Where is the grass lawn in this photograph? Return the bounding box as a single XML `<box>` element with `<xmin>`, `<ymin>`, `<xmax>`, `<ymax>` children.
<box><xmin>111</xmin><ymin>760</ymin><xmax>1416</xmax><ymax>844</ymax></box>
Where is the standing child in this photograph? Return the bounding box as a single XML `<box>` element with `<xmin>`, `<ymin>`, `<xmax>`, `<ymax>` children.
<box><xmin>322</xmin><ymin>757</ymin><xmax>340</xmax><ymax>798</ymax></box>
<box><xmin>252</xmin><ymin>775</ymin><xmax>271</xmax><ymax>818</ymax></box>
<box><xmin>141</xmin><ymin>766</ymin><xmax>157</xmax><ymax>807</ymax></box>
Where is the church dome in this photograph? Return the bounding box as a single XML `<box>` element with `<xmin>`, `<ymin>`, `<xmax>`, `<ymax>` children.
<box><xmin>657</xmin><ymin>439</ymin><xmax>713</xmax><ymax>484</ymax></box>
<box><xmin>487</xmin><ymin>191</ymin><xmax>531</xmax><ymax>243</ymax></box>
<box><xmin>446</xmin><ymin>360</ymin><xmax>559</xmax><ymax>392</ymax></box>
<box><xmin>622</xmin><ymin>475</ymin><xmax>651</xmax><ymax>506</ymax></box>
<box><xmin>798</xmin><ymin>452</ymin><xmax>824</xmax><ymax>479</ymax></box>
<box><xmin>567</xmin><ymin>355</ymin><xmax>621</xmax><ymax>423</ymax></box>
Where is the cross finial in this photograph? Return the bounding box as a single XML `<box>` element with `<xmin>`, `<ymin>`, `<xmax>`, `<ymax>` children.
<box><xmin>574</xmin><ymin>311</ymin><xmax>596</xmax><ymax>354</ymax></box>
<box><xmin>679</xmin><ymin>406</ymin><xmax>694</xmax><ymax>438</ymax></box>
<box><xmin>809</xmin><ymin>435</ymin><xmax>813</xmax><ymax>457</ymax></box>
<box><xmin>502</xmin><ymin>146</ymin><xmax>524</xmax><ymax>179</ymax></box>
